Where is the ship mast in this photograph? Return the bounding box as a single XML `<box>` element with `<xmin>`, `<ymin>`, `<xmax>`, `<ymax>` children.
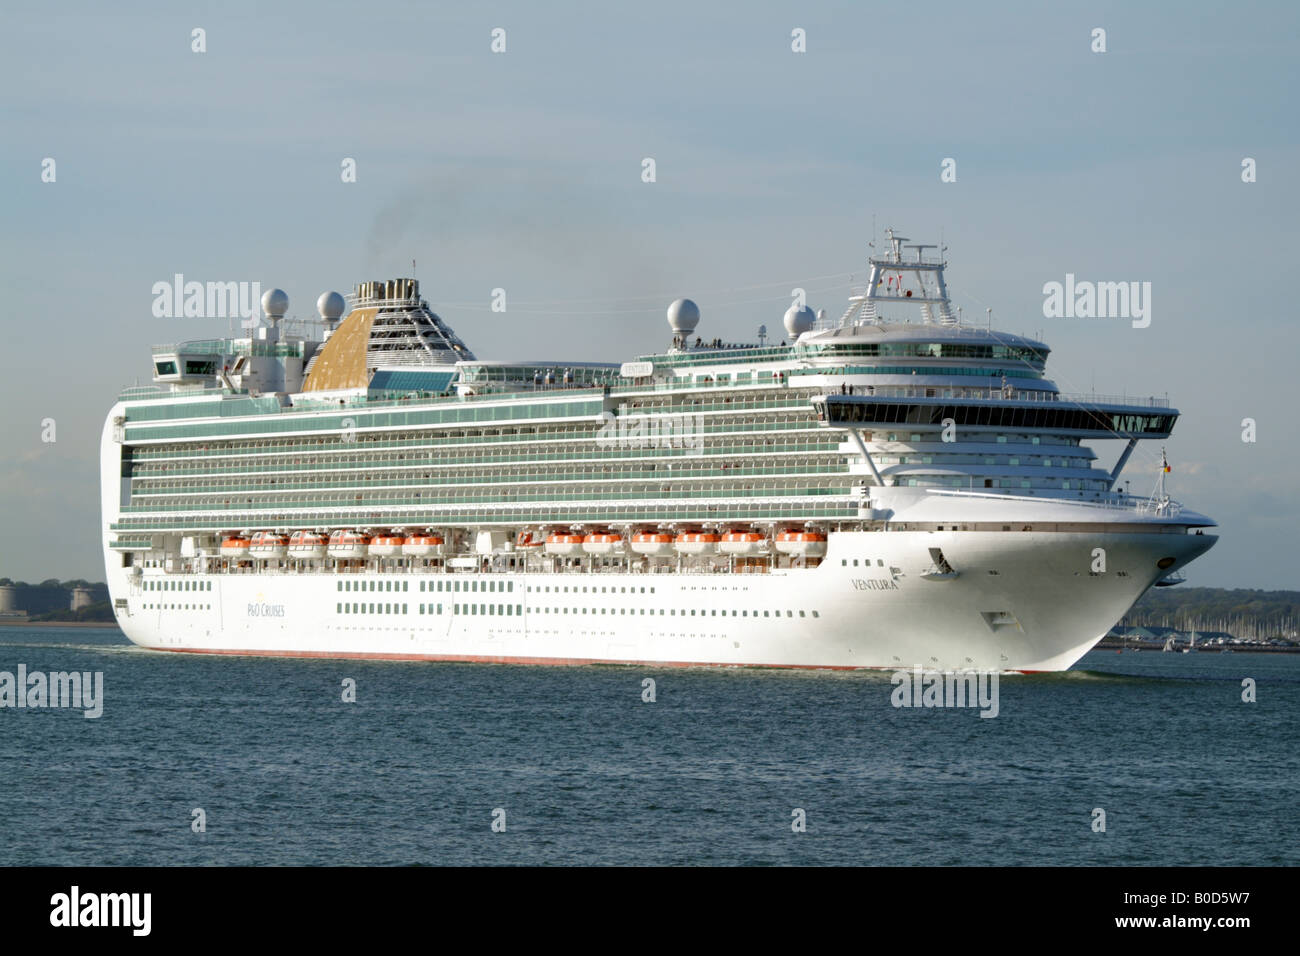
<box><xmin>835</xmin><ymin>227</ymin><xmax>957</xmax><ymax>329</ymax></box>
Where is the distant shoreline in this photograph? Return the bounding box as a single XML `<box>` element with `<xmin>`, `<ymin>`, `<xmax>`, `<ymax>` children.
<box><xmin>1096</xmin><ymin>637</ymin><xmax>1298</xmax><ymax>654</ymax></box>
<box><xmin>0</xmin><ymin>620</ymin><xmax>120</xmax><ymax>629</ymax></box>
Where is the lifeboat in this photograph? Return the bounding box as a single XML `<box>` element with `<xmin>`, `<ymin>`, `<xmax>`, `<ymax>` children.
<box><xmin>675</xmin><ymin>531</ymin><xmax>720</xmax><ymax>555</ymax></box>
<box><xmin>288</xmin><ymin>530</ymin><xmax>327</xmax><ymax>559</ymax></box>
<box><xmin>369</xmin><ymin>534</ymin><xmax>406</xmax><ymax>557</ymax></box>
<box><xmin>630</xmin><ymin>531</ymin><xmax>675</xmax><ymax>557</ymax></box>
<box><xmin>544</xmin><ymin>532</ymin><xmax>586</xmax><ymax>556</ymax></box>
<box><xmin>582</xmin><ymin>532</ymin><xmax>625</xmax><ymax>555</ymax></box>
<box><xmin>515</xmin><ymin>531</ymin><xmax>544</xmax><ymax>550</ymax></box>
<box><xmin>327</xmin><ymin>530</ymin><xmax>371</xmax><ymax>559</ymax></box>
<box><xmin>402</xmin><ymin>533</ymin><xmax>445</xmax><ymax>557</ymax></box>
<box><xmin>774</xmin><ymin>529</ymin><xmax>828</xmax><ymax>557</ymax></box>
<box><xmin>720</xmin><ymin>529</ymin><xmax>766</xmax><ymax>555</ymax></box>
<box><xmin>249</xmin><ymin>531</ymin><xmax>288</xmax><ymax>559</ymax></box>
<box><xmin>220</xmin><ymin>535</ymin><xmax>251</xmax><ymax>559</ymax></box>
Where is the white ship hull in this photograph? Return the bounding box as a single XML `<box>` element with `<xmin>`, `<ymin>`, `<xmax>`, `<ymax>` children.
<box><xmin>103</xmin><ymin>528</ymin><xmax>1215</xmax><ymax>672</ymax></box>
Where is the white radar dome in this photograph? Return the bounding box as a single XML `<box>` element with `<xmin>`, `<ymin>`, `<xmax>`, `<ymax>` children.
<box><xmin>783</xmin><ymin>304</ymin><xmax>816</xmax><ymax>337</ymax></box>
<box><xmin>667</xmin><ymin>298</ymin><xmax>701</xmax><ymax>334</ymax></box>
<box><xmin>262</xmin><ymin>288</ymin><xmax>289</xmax><ymax>318</ymax></box>
<box><xmin>317</xmin><ymin>291</ymin><xmax>346</xmax><ymax>320</ymax></box>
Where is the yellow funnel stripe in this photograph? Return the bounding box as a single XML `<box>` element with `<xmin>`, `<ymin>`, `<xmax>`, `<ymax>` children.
<box><xmin>302</xmin><ymin>307</ymin><xmax>377</xmax><ymax>392</ymax></box>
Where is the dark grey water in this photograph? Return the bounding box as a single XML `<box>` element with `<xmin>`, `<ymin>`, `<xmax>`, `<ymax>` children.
<box><xmin>2</xmin><ymin>626</ymin><xmax>1296</xmax><ymax>865</ymax></box>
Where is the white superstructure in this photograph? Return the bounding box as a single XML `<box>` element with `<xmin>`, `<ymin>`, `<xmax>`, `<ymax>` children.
<box><xmin>101</xmin><ymin>235</ymin><xmax>1217</xmax><ymax>671</ymax></box>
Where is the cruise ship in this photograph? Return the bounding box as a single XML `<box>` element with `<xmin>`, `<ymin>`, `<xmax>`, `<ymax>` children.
<box><xmin>100</xmin><ymin>231</ymin><xmax>1217</xmax><ymax>671</ymax></box>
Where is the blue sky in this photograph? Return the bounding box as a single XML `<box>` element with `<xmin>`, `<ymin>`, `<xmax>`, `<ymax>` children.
<box><xmin>2</xmin><ymin>0</ymin><xmax>1297</xmax><ymax>587</ymax></box>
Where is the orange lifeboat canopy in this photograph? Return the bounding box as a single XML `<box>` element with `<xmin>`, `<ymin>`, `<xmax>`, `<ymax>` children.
<box><xmin>402</xmin><ymin>533</ymin><xmax>445</xmax><ymax>556</ymax></box>
<box><xmin>675</xmin><ymin>531</ymin><xmax>721</xmax><ymax>554</ymax></box>
<box><xmin>544</xmin><ymin>532</ymin><xmax>586</xmax><ymax>556</ymax></box>
<box><xmin>220</xmin><ymin>535</ymin><xmax>252</xmax><ymax>556</ymax></box>
<box><xmin>370</xmin><ymin>534</ymin><xmax>407</xmax><ymax>556</ymax></box>
<box><xmin>630</xmin><ymin>531</ymin><xmax>675</xmax><ymax>556</ymax></box>
<box><xmin>774</xmin><ymin>529</ymin><xmax>828</xmax><ymax>557</ymax></box>
<box><xmin>582</xmin><ymin>532</ymin><xmax>625</xmax><ymax>555</ymax></box>
<box><xmin>288</xmin><ymin>531</ymin><xmax>327</xmax><ymax>557</ymax></box>
<box><xmin>720</xmin><ymin>529</ymin><xmax>766</xmax><ymax>555</ymax></box>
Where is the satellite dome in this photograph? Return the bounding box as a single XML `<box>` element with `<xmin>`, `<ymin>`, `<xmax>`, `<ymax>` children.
<box><xmin>667</xmin><ymin>298</ymin><xmax>700</xmax><ymax>334</ymax></box>
<box><xmin>317</xmin><ymin>291</ymin><xmax>346</xmax><ymax>320</ymax></box>
<box><xmin>262</xmin><ymin>288</ymin><xmax>289</xmax><ymax>318</ymax></box>
<box><xmin>783</xmin><ymin>304</ymin><xmax>816</xmax><ymax>337</ymax></box>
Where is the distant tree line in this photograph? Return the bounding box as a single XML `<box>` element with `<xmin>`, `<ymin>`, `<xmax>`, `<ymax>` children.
<box><xmin>1124</xmin><ymin>587</ymin><xmax>1299</xmax><ymax>639</ymax></box>
<box><xmin>30</xmin><ymin>602</ymin><xmax>116</xmax><ymax>623</ymax></box>
<box><xmin>0</xmin><ymin>578</ymin><xmax>102</xmax><ymax>589</ymax></box>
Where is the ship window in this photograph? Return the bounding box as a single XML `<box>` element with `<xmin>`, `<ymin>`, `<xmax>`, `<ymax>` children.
<box><xmin>799</xmin><ymin>610</ymin><xmax>806</xmax><ymax>617</ymax></box>
<box><xmin>419</xmin><ymin>604</ymin><xmax>424</xmax><ymax>615</ymax></box>
<box><xmin>369</xmin><ymin>603</ymin><xmax>375</xmax><ymax>613</ymax></box>
<box><xmin>438</xmin><ymin>604</ymin><xmax>442</xmax><ymax>614</ymax></box>
<box><xmin>403</xmin><ymin>604</ymin><xmax>407</xmax><ymax>613</ymax></box>
<box><xmin>336</xmin><ymin>603</ymin><xmax>341</xmax><ymax>613</ymax></box>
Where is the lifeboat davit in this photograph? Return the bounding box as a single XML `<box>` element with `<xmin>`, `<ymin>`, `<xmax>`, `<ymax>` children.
<box><xmin>675</xmin><ymin>531</ymin><xmax>720</xmax><ymax>555</ymax></box>
<box><xmin>544</xmin><ymin>532</ymin><xmax>586</xmax><ymax>556</ymax></box>
<box><xmin>630</xmin><ymin>531</ymin><xmax>675</xmax><ymax>557</ymax></box>
<box><xmin>403</xmin><ymin>533</ymin><xmax>445</xmax><ymax>557</ymax></box>
<box><xmin>582</xmin><ymin>532</ymin><xmax>625</xmax><ymax>555</ymax></box>
<box><xmin>327</xmin><ymin>530</ymin><xmax>370</xmax><ymax>559</ymax></box>
<box><xmin>220</xmin><ymin>535</ymin><xmax>251</xmax><ymax>558</ymax></box>
<box><xmin>249</xmin><ymin>531</ymin><xmax>288</xmax><ymax>559</ymax></box>
<box><xmin>288</xmin><ymin>530</ymin><xmax>327</xmax><ymax>559</ymax></box>
<box><xmin>369</xmin><ymin>534</ymin><xmax>406</xmax><ymax>557</ymax></box>
<box><xmin>719</xmin><ymin>530</ymin><xmax>766</xmax><ymax>555</ymax></box>
<box><xmin>775</xmin><ymin>529</ymin><xmax>828</xmax><ymax>557</ymax></box>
